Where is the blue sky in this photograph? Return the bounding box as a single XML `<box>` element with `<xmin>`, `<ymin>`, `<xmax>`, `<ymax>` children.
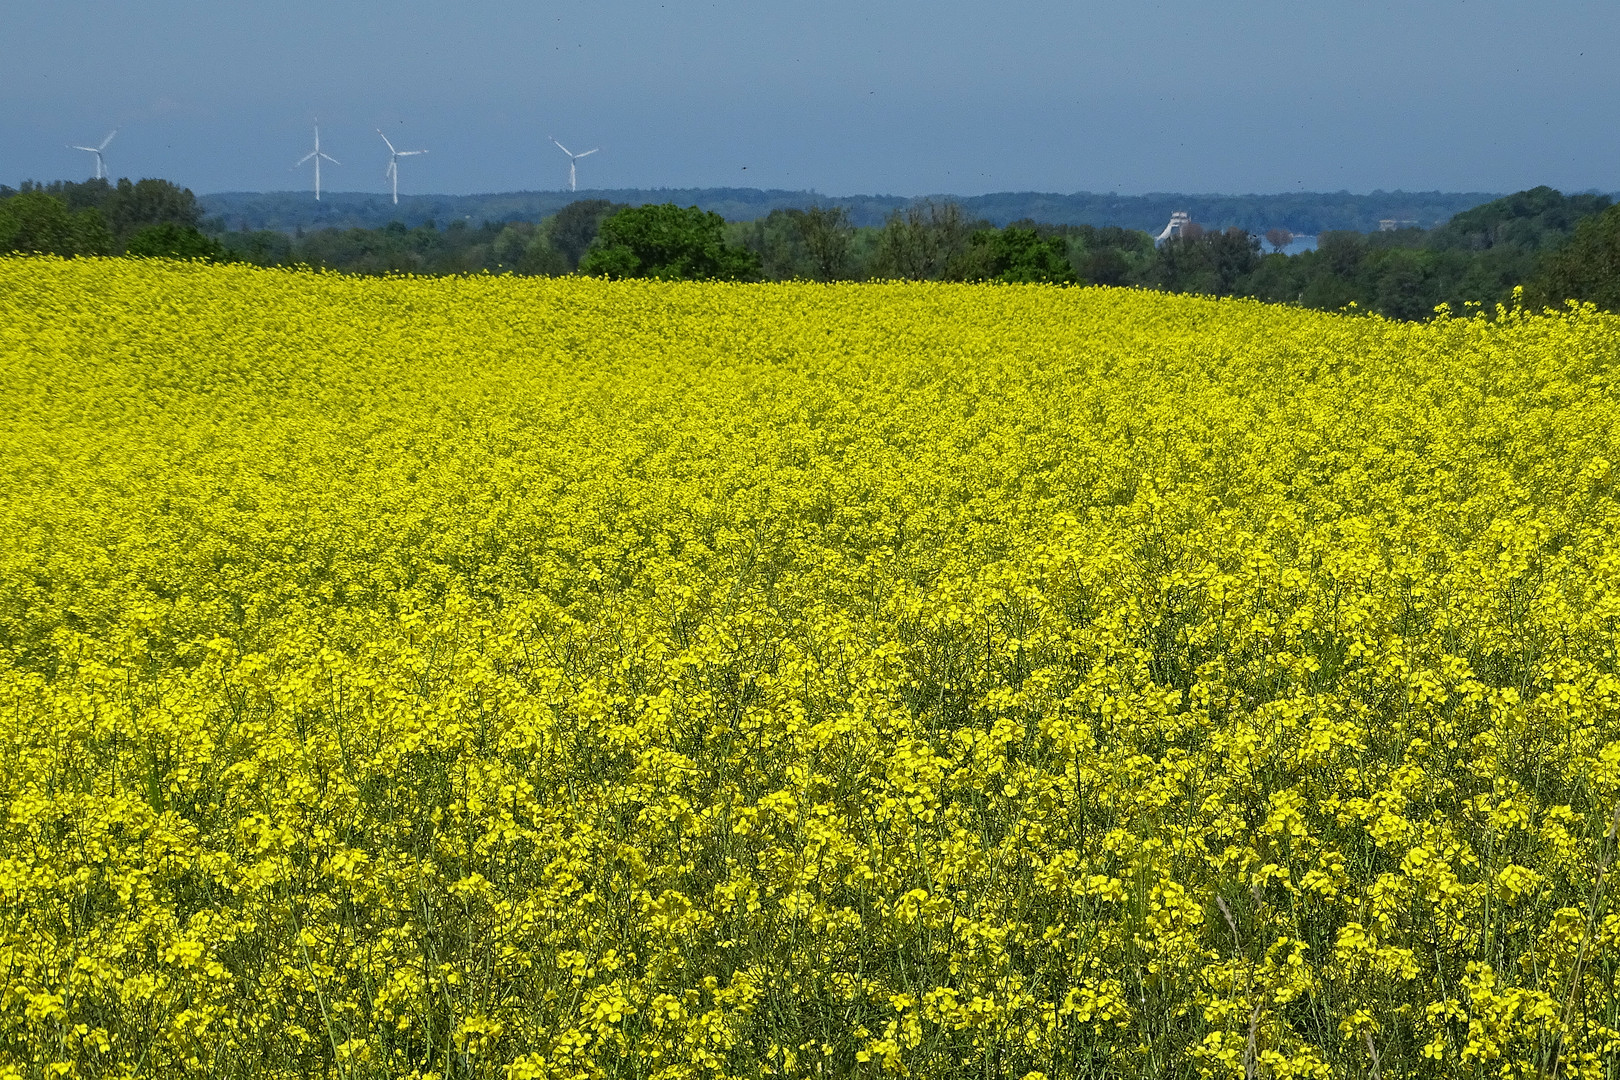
<box><xmin>4</xmin><ymin>0</ymin><xmax>1616</xmax><ymax>197</ymax></box>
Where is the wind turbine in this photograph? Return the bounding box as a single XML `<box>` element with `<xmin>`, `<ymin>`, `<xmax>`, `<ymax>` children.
<box><xmin>550</xmin><ymin>137</ymin><xmax>598</xmax><ymax>192</ymax></box>
<box><xmin>69</xmin><ymin>130</ymin><xmax>117</xmax><ymax>180</ymax></box>
<box><xmin>378</xmin><ymin>129</ymin><xmax>428</xmax><ymax>205</ymax></box>
<box><xmin>293</xmin><ymin>122</ymin><xmax>340</xmax><ymax>201</ymax></box>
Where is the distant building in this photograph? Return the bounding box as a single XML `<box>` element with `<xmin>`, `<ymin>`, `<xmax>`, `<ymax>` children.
<box><xmin>1155</xmin><ymin>211</ymin><xmax>1192</xmax><ymax>243</ymax></box>
<box><xmin>1377</xmin><ymin>219</ymin><xmax>1419</xmax><ymax>231</ymax></box>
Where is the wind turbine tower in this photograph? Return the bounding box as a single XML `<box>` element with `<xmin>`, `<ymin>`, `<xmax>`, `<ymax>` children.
<box><xmin>294</xmin><ymin>122</ymin><xmax>340</xmax><ymax>201</ymax></box>
<box><xmin>70</xmin><ymin>130</ymin><xmax>117</xmax><ymax>180</ymax></box>
<box><xmin>550</xmin><ymin>137</ymin><xmax>598</xmax><ymax>192</ymax></box>
<box><xmin>378</xmin><ymin>130</ymin><xmax>428</xmax><ymax>205</ymax></box>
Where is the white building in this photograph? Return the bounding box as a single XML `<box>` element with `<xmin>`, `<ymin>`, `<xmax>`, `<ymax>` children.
<box><xmin>1155</xmin><ymin>211</ymin><xmax>1192</xmax><ymax>242</ymax></box>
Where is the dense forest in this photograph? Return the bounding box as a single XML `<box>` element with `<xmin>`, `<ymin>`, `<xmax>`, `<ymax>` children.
<box><xmin>6</xmin><ymin>178</ymin><xmax>1620</xmax><ymax>318</ymax></box>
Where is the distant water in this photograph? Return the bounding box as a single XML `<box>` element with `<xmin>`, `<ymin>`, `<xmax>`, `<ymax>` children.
<box><xmin>1280</xmin><ymin>235</ymin><xmax>1318</xmax><ymax>255</ymax></box>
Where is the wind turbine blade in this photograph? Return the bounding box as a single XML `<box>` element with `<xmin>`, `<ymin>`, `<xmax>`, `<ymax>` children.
<box><xmin>377</xmin><ymin>129</ymin><xmax>396</xmax><ymax>153</ymax></box>
<box><xmin>70</xmin><ymin>145</ymin><xmax>97</xmax><ymax>153</ymax></box>
<box><xmin>296</xmin><ymin>151</ymin><xmax>317</xmax><ymax>166</ymax></box>
<box><xmin>399</xmin><ymin>150</ymin><xmax>427</xmax><ymax>157</ymax></box>
<box><xmin>99</xmin><ymin>130</ymin><xmax>118</xmax><ymax>150</ymax></box>
<box><xmin>551</xmin><ymin>137</ymin><xmax>572</xmax><ymax>156</ymax></box>
<box><xmin>321</xmin><ymin>153</ymin><xmax>341</xmax><ymax>165</ymax></box>
<box><xmin>577</xmin><ymin>148</ymin><xmax>599</xmax><ymax>159</ymax></box>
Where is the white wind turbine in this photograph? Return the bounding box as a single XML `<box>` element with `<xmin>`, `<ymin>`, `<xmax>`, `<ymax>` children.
<box><xmin>293</xmin><ymin>122</ymin><xmax>340</xmax><ymax>200</ymax></box>
<box><xmin>70</xmin><ymin>130</ymin><xmax>117</xmax><ymax>180</ymax></box>
<box><xmin>550</xmin><ymin>137</ymin><xmax>598</xmax><ymax>192</ymax></box>
<box><xmin>378</xmin><ymin>129</ymin><xmax>428</xmax><ymax>205</ymax></box>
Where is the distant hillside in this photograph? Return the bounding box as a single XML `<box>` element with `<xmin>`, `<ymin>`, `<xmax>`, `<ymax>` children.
<box><xmin>199</xmin><ymin>188</ymin><xmax>1516</xmax><ymax>236</ymax></box>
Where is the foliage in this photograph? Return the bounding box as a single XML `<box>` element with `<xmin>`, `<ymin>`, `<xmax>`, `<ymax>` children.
<box><xmin>730</xmin><ymin>209</ymin><xmax>816</xmax><ymax>282</ymax></box>
<box><xmin>197</xmin><ymin>187</ymin><xmax>1515</xmax><ymax>236</ymax></box>
<box><xmin>0</xmin><ymin>178</ymin><xmax>204</xmax><ymax>256</ymax></box>
<box><xmin>796</xmin><ymin>205</ymin><xmax>855</xmax><ymax>282</ymax></box>
<box><xmin>1045</xmin><ymin>223</ymin><xmax>1157</xmax><ymax>287</ymax></box>
<box><xmin>548</xmin><ymin>199</ymin><xmax>627</xmax><ymax>271</ymax></box>
<box><xmin>868</xmin><ymin>201</ymin><xmax>988</xmax><ymax>281</ymax></box>
<box><xmin>1533</xmin><ymin>203</ymin><xmax>1620</xmax><ymax>313</ymax></box>
<box><xmin>1239</xmin><ymin>188</ymin><xmax>1615</xmax><ymax>318</ymax></box>
<box><xmin>101</xmin><ymin>178</ymin><xmax>204</xmax><ymax>245</ymax></box>
<box><xmin>580</xmin><ymin>203</ymin><xmax>762</xmax><ymax>281</ymax></box>
<box><xmin>124</xmin><ymin>222</ymin><xmax>224</xmax><ymax>261</ymax></box>
<box><xmin>0</xmin><ymin>191</ymin><xmax>112</xmax><ymax>256</ymax></box>
<box><xmin>6</xmin><ymin>178</ymin><xmax>117</xmax><ymax>214</ymax></box>
<box><xmin>1146</xmin><ymin>227</ymin><xmax>1261</xmax><ymax>297</ymax></box>
<box><xmin>219</xmin><ymin>228</ymin><xmax>296</xmax><ymax>267</ymax></box>
<box><xmin>202</xmin><ymin>201</ymin><xmax>1139</xmax><ymax>288</ymax></box>
<box><xmin>6</xmin><ymin>258</ymin><xmax>1620</xmax><ymax>1078</ymax></box>
<box><xmin>967</xmin><ymin>226</ymin><xmax>1076</xmax><ymax>284</ymax></box>
<box><xmin>17</xmin><ymin>174</ymin><xmax>1616</xmax><ymax>321</ymax></box>
<box><xmin>1428</xmin><ymin>186</ymin><xmax>1611</xmax><ymax>253</ymax></box>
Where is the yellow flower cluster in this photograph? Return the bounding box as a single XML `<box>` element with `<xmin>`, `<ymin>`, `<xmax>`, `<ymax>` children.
<box><xmin>3</xmin><ymin>257</ymin><xmax>1620</xmax><ymax>1078</ymax></box>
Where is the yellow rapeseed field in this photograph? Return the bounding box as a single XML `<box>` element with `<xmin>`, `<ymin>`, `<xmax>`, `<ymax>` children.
<box><xmin>3</xmin><ymin>256</ymin><xmax>1620</xmax><ymax>1079</ymax></box>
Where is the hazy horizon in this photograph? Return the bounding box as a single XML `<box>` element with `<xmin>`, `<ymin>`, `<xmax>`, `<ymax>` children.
<box><xmin>7</xmin><ymin>1</ymin><xmax>1617</xmax><ymax>198</ymax></box>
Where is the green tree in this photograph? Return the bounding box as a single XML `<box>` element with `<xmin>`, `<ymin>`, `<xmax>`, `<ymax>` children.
<box><xmin>1238</xmin><ymin>251</ymin><xmax>1308</xmax><ymax>305</ymax></box>
<box><xmin>491</xmin><ymin>222</ymin><xmax>536</xmax><ymax>271</ymax></box>
<box><xmin>1533</xmin><ymin>202</ymin><xmax>1620</xmax><ymax>312</ymax></box>
<box><xmin>1145</xmin><ymin>226</ymin><xmax>1260</xmax><ymax>296</ymax></box>
<box><xmin>733</xmin><ymin>208</ymin><xmax>814</xmax><ymax>281</ymax></box>
<box><xmin>1078</xmin><ymin>246</ymin><xmax>1133</xmax><ymax>286</ymax></box>
<box><xmin>0</xmin><ymin>191</ymin><xmax>112</xmax><ymax>255</ymax></box>
<box><xmin>548</xmin><ymin>199</ymin><xmax>627</xmax><ymax>271</ymax></box>
<box><xmin>490</xmin><ymin>221</ymin><xmax>569</xmax><ymax>276</ymax></box>
<box><xmin>1315</xmin><ymin>230</ymin><xmax>1367</xmax><ymax>279</ymax></box>
<box><xmin>579</xmin><ymin>204</ymin><xmax>760</xmax><ymax>281</ymax></box>
<box><xmin>796</xmin><ymin>205</ymin><xmax>854</xmax><ymax>282</ymax></box>
<box><xmin>1367</xmin><ymin>248</ymin><xmax>1436</xmax><ymax>321</ymax></box>
<box><xmin>219</xmin><ymin>229</ymin><xmax>295</xmax><ymax>267</ymax></box>
<box><xmin>104</xmin><ymin>178</ymin><xmax>203</xmax><ymax>247</ymax></box>
<box><xmin>13</xmin><ymin>178</ymin><xmax>114</xmax><ymax>213</ymax></box>
<box><xmin>1430</xmin><ymin>186</ymin><xmax>1610</xmax><ymax>252</ymax></box>
<box><xmin>869</xmin><ymin>201</ymin><xmax>983</xmax><ymax>280</ymax></box>
<box><xmin>124</xmin><ymin>222</ymin><xmax>224</xmax><ymax>261</ymax></box>
<box><xmin>968</xmin><ymin>227</ymin><xmax>1075</xmax><ymax>284</ymax></box>
<box><xmin>1060</xmin><ymin>224</ymin><xmax>1153</xmax><ymax>286</ymax></box>
<box><xmin>1296</xmin><ymin>265</ymin><xmax>1362</xmax><ymax>311</ymax></box>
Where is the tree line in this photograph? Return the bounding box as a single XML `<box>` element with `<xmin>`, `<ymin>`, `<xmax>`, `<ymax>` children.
<box><xmin>6</xmin><ymin>180</ymin><xmax>1620</xmax><ymax>318</ymax></box>
<box><xmin>0</xmin><ymin>178</ymin><xmax>221</xmax><ymax>259</ymax></box>
<box><xmin>198</xmin><ymin>187</ymin><xmax>1508</xmax><ymax>235</ymax></box>
<box><xmin>1237</xmin><ymin>186</ymin><xmax>1616</xmax><ymax>318</ymax></box>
